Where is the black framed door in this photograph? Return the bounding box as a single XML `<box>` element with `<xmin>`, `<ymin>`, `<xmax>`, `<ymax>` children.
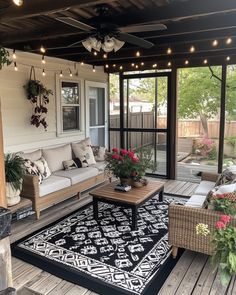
<box><xmin>109</xmin><ymin>71</ymin><xmax>175</xmax><ymax>179</ymax></box>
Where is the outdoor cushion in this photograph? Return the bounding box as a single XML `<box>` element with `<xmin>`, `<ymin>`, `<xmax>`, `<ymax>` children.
<box><xmin>214</xmin><ymin>182</ymin><xmax>236</xmax><ymax>195</ymax></box>
<box><xmin>71</xmin><ymin>142</ymin><xmax>96</xmax><ymax>166</ymax></box>
<box><xmin>39</xmin><ymin>175</ymin><xmax>71</xmax><ymax>197</ymax></box>
<box><xmin>91</xmin><ymin>161</ymin><xmax>106</xmax><ymax>172</ymax></box>
<box><xmin>42</xmin><ymin>144</ymin><xmax>72</xmax><ymax>172</ymax></box>
<box><xmin>23</xmin><ymin>159</ymin><xmax>43</xmax><ymax>184</ymax></box>
<box><xmin>53</xmin><ymin>167</ymin><xmax>98</xmax><ymax>185</ymax></box>
<box><xmin>21</xmin><ymin>149</ymin><xmax>42</xmax><ymax>162</ymax></box>
<box><xmin>194</xmin><ymin>180</ymin><xmax>215</xmax><ymax>196</ymax></box>
<box><xmin>185</xmin><ymin>194</ymin><xmax>207</xmax><ymax>208</ymax></box>
<box><xmin>34</xmin><ymin>157</ymin><xmax>51</xmax><ymax>180</ymax></box>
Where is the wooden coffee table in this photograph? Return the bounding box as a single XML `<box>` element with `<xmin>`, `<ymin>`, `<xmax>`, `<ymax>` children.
<box><xmin>89</xmin><ymin>180</ymin><xmax>165</xmax><ymax>230</ymax></box>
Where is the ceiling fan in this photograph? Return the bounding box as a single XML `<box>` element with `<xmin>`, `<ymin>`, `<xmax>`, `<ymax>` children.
<box><xmin>56</xmin><ymin>5</ymin><xmax>167</xmax><ymax>53</ymax></box>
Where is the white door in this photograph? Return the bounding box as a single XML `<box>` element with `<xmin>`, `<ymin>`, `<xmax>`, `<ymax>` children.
<box><xmin>86</xmin><ymin>81</ymin><xmax>108</xmax><ymax>146</ymax></box>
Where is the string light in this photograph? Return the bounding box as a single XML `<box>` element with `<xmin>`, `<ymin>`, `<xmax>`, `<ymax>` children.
<box><xmin>167</xmin><ymin>48</ymin><xmax>172</xmax><ymax>54</ymax></box>
<box><xmin>203</xmin><ymin>59</ymin><xmax>208</xmax><ymax>64</ymax></box>
<box><xmin>59</xmin><ymin>70</ymin><xmax>63</xmax><ymax>77</ymax></box>
<box><xmin>212</xmin><ymin>40</ymin><xmax>218</xmax><ymax>47</ymax></box>
<box><xmin>40</xmin><ymin>46</ymin><xmax>46</xmax><ymax>53</ymax></box>
<box><xmin>42</xmin><ymin>69</ymin><xmax>46</xmax><ymax>76</ymax></box>
<box><xmin>103</xmin><ymin>53</ymin><xmax>107</xmax><ymax>59</ymax></box>
<box><xmin>152</xmin><ymin>63</ymin><xmax>157</xmax><ymax>68</ymax></box>
<box><xmin>93</xmin><ymin>51</ymin><xmax>97</xmax><ymax>56</ymax></box>
<box><xmin>93</xmin><ymin>65</ymin><xmax>96</xmax><ymax>72</ymax></box>
<box><xmin>136</xmin><ymin>51</ymin><xmax>140</xmax><ymax>57</ymax></box>
<box><xmin>189</xmin><ymin>46</ymin><xmax>195</xmax><ymax>53</ymax></box>
<box><xmin>135</xmin><ymin>65</ymin><xmax>139</xmax><ymax>69</ymax></box>
<box><xmin>167</xmin><ymin>61</ymin><xmax>171</xmax><ymax>67</ymax></box>
<box><xmin>185</xmin><ymin>60</ymin><xmax>189</xmax><ymax>65</ymax></box>
<box><xmin>113</xmin><ymin>64</ymin><xmax>116</xmax><ymax>67</ymax></box>
<box><xmin>105</xmin><ymin>64</ymin><xmax>109</xmax><ymax>68</ymax></box>
<box><xmin>14</xmin><ymin>62</ymin><xmax>18</xmax><ymax>71</ymax></box>
<box><xmin>69</xmin><ymin>69</ymin><xmax>73</xmax><ymax>77</ymax></box>
<box><xmin>131</xmin><ymin>63</ymin><xmax>135</xmax><ymax>67</ymax></box>
<box><xmin>141</xmin><ymin>62</ymin><xmax>144</xmax><ymax>66</ymax></box>
<box><xmin>226</xmin><ymin>37</ymin><xmax>232</xmax><ymax>45</ymax></box>
<box><xmin>42</xmin><ymin>55</ymin><xmax>46</xmax><ymax>64</ymax></box>
<box><xmin>226</xmin><ymin>56</ymin><xmax>231</xmax><ymax>61</ymax></box>
<box><xmin>13</xmin><ymin>49</ymin><xmax>16</xmax><ymax>60</ymax></box>
<box><xmin>119</xmin><ymin>65</ymin><xmax>123</xmax><ymax>70</ymax></box>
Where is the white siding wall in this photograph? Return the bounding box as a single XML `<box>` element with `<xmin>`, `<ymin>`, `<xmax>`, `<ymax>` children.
<box><xmin>0</xmin><ymin>50</ymin><xmax>108</xmax><ymax>153</ymax></box>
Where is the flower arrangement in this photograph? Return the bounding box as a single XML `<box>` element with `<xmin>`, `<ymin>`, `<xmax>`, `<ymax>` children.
<box><xmin>105</xmin><ymin>147</ymin><xmax>155</xmax><ymax>184</ymax></box>
<box><xmin>197</xmin><ymin>215</ymin><xmax>236</xmax><ymax>285</ymax></box>
<box><xmin>193</xmin><ymin>136</ymin><xmax>217</xmax><ymax>159</ymax></box>
<box><xmin>211</xmin><ymin>192</ymin><xmax>236</xmax><ymax>216</ymax></box>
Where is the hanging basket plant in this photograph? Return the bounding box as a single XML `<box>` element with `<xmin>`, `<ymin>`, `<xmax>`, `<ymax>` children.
<box><xmin>24</xmin><ymin>66</ymin><xmax>53</xmax><ymax>131</ymax></box>
<box><xmin>0</xmin><ymin>46</ymin><xmax>11</xmax><ymax>70</ymax></box>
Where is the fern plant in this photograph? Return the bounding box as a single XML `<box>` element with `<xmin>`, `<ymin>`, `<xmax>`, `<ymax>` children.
<box><xmin>5</xmin><ymin>153</ymin><xmax>25</xmax><ymax>191</ymax></box>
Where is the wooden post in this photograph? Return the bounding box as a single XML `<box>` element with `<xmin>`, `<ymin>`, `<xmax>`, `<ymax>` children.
<box><xmin>0</xmin><ymin>99</ymin><xmax>13</xmax><ymax>291</ymax></box>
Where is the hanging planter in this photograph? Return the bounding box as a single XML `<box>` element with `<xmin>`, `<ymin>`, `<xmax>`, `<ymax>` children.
<box><xmin>24</xmin><ymin>66</ymin><xmax>53</xmax><ymax>131</ymax></box>
<box><xmin>0</xmin><ymin>47</ymin><xmax>11</xmax><ymax>70</ymax></box>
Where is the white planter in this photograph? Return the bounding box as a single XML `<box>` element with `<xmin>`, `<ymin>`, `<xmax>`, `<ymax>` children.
<box><xmin>6</xmin><ymin>182</ymin><xmax>21</xmax><ymax>206</ymax></box>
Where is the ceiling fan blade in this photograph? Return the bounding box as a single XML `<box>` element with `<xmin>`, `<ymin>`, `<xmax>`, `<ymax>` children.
<box><xmin>67</xmin><ymin>39</ymin><xmax>84</xmax><ymax>48</ymax></box>
<box><xmin>56</xmin><ymin>17</ymin><xmax>95</xmax><ymax>32</ymax></box>
<box><xmin>118</xmin><ymin>33</ymin><xmax>154</xmax><ymax>49</ymax></box>
<box><xmin>120</xmin><ymin>23</ymin><xmax>167</xmax><ymax>33</ymax></box>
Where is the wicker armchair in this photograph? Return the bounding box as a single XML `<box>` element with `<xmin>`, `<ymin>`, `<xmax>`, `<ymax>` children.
<box><xmin>168</xmin><ymin>172</ymin><xmax>236</xmax><ymax>258</ymax></box>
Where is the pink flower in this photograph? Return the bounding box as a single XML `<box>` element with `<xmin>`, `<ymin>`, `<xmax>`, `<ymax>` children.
<box><xmin>112</xmin><ymin>148</ymin><xmax>118</xmax><ymax>153</ymax></box>
<box><xmin>132</xmin><ymin>157</ymin><xmax>139</xmax><ymax>163</ymax></box>
<box><xmin>112</xmin><ymin>154</ymin><xmax>120</xmax><ymax>160</ymax></box>
<box><xmin>215</xmin><ymin>221</ymin><xmax>226</xmax><ymax>230</ymax></box>
<box><xmin>120</xmin><ymin>149</ymin><xmax>128</xmax><ymax>155</ymax></box>
<box><xmin>220</xmin><ymin>215</ymin><xmax>231</xmax><ymax>224</ymax></box>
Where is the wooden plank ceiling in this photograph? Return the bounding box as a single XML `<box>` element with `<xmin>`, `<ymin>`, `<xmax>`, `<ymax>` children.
<box><xmin>1</xmin><ymin>0</ymin><xmax>236</xmax><ymax>72</ymax></box>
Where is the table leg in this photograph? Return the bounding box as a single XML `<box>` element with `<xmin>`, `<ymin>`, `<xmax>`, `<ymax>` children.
<box><xmin>131</xmin><ymin>206</ymin><xmax>138</xmax><ymax>231</ymax></box>
<box><xmin>93</xmin><ymin>197</ymin><xmax>98</xmax><ymax>220</ymax></box>
<box><xmin>159</xmin><ymin>188</ymin><xmax>164</xmax><ymax>202</ymax></box>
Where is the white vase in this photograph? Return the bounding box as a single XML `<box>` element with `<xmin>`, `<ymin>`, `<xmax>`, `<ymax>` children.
<box><xmin>5</xmin><ymin>182</ymin><xmax>21</xmax><ymax>206</ymax></box>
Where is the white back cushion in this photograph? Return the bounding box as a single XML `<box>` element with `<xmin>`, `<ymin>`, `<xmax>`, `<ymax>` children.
<box><xmin>21</xmin><ymin>149</ymin><xmax>42</xmax><ymax>161</ymax></box>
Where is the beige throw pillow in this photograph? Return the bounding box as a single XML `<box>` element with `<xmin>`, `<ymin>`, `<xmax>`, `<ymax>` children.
<box><xmin>34</xmin><ymin>157</ymin><xmax>51</xmax><ymax>179</ymax></box>
<box><xmin>92</xmin><ymin>146</ymin><xmax>107</xmax><ymax>162</ymax></box>
<box><xmin>72</xmin><ymin>140</ymin><xmax>96</xmax><ymax>166</ymax></box>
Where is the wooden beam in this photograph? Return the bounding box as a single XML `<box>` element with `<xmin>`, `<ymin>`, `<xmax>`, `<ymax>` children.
<box><xmin>0</xmin><ymin>0</ymin><xmax>115</xmax><ymax>22</ymax></box>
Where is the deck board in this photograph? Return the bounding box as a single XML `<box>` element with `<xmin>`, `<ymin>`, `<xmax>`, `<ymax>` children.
<box><xmin>11</xmin><ymin>179</ymin><xmax>235</xmax><ymax>295</ymax></box>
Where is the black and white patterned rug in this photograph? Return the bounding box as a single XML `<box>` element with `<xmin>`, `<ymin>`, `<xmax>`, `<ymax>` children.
<box><xmin>12</xmin><ymin>195</ymin><xmax>186</xmax><ymax>295</ymax></box>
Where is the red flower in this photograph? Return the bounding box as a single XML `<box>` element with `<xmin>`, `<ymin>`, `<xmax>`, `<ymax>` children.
<box><xmin>220</xmin><ymin>215</ymin><xmax>231</xmax><ymax>224</ymax></box>
<box><xmin>112</xmin><ymin>148</ymin><xmax>119</xmax><ymax>153</ymax></box>
<box><xmin>128</xmin><ymin>151</ymin><xmax>135</xmax><ymax>157</ymax></box>
<box><xmin>112</xmin><ymin>154</ymin><xmax>120</xmax><ymax>160</ymax></box>
<box><xmin>120</xmin><ymin>149</ymin><xmax>128</xmax><ymax>155</ymax></box>
<box><xmin>215</xmin><ymin>221</ymin><xmax>226</xmax><ymax>230</ymax></box>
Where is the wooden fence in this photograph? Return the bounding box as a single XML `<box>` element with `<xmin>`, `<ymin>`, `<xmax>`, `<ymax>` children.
<box><xmin>109</xmin><ymin>112</ymin><xmax>236</xmax><ymax>149</ymax></box>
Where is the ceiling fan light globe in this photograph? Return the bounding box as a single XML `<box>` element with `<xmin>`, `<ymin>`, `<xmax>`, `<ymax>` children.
<box><xmin>93</xmin><ymin>40</ymin><xmax>102</xmax><ymax>52</ymax></box>
<box><xmin>113</xmin><ymin>38</ymin><xmax>125</xmax><ymax>52</ymax></box>
<box><xmin>102</xmin><ymin>43</ymin><xmax>113</xmax><ymax>53</ymax></box>
<box><xmin>82</xmin><ymin>39</ymin><xmax>92</xmax><ymax>52</ymax></box>
<box><xmin>103</xmin><ymin>36</ymin><xmax>115</xmax><ymax>50</ymax></box>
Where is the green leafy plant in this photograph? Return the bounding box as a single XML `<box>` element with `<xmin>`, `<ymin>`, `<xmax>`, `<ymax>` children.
<box><xmin>211</xmin><ymin>192</ymin><xmax>236</xmax><ymax>216</ymax></box>
<box><xmin>5</xmin><ymin>153</ymin><xmax>25</xmax><ymax>191</ymax></box>
<box><xmin>24</xmin><ymin>79</ymin><xmax>53</xmax><ymax>130</ymax></box>
<box><xmin>0</xmin><ymin>47</ymin><xmax>11</xmax><ymax>70</ymax></box>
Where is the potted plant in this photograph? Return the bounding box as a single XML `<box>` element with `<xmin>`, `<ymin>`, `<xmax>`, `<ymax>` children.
<box><xmin>5</xmin><ymin>153</ymin><xmax>25</xmax><ymax>206</ymax></box>
<box><xmin>0</xmin><ymin>47</ymin><xmax>11</xmax><ymax>70</ymax></box>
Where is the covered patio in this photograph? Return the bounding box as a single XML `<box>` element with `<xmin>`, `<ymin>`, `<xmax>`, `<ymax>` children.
<box><xmin>0</xmin><ymin>1</ymin><xmax>236</xmax><ymax>294</ymax></box>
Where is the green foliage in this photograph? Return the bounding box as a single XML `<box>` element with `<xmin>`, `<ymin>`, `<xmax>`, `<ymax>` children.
<box><xmin>0</xmin><ymin>47</ymin><xmax>11</xmax><ymax>70</ymax></box>
<box><xmin>211</xmin><ymin>193</ymin><xmax>236</xmax><ymax>216</ymax></box>
<box><xmin>5</xmin><ymin>153</ymin><xmax>25</xmax><ymax>191</ymax></box>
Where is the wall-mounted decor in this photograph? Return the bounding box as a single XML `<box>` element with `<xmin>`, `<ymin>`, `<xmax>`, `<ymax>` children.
<box><xmin>24</xmin><ymin>66</ymin><xmax>53</xmax><ymax>131</ymax></box>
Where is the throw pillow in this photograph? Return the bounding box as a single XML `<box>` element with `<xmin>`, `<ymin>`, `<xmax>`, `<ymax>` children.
<box><xmin>62</xmin><ymin>159</ymin><xmax>77</xmax><ymax>170</ymax></box>
<box><xmin>23</xmin><ymin>159</ymin><xmax>43</xmax><ymax>184</ymax></box>
<box><xmin>74</xmin><ymin>157</ymin><xmax>89</xmax><ymax>168</ymax></box>
<box><xmin>34</xmin><ymin>157</ymin><xmax>51</xmax><ymax>179</ymax></box>
<box><xmin>72</xmin><ymin>142</ymin><xmax>96</xmax><ymax>165</ymax></box>
<box><xmin>92</xmin><ymin>146</ymin><xmax>107</xmax><ymax>162</ymax></box>
<box><xmin>215</xmin><ymin>168</ymin><xmax>236</xmax><ymax>186</ymax></box>
<box><xmin>213</xmin><ymin>182</ymin><xmax>236</xmax><ymax>195</ymax></box>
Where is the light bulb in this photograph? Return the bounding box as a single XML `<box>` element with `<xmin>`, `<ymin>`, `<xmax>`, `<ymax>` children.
<box><xmin>105</xmin><ymin>64</ymin><xmax>109</xmax><ymax>68</ymax></box>
<box><xmin>131</xmin><ymin>63</ymin><xmax>135</xmax><ymax>67</ymax></box>
<box><xmin>42</xmin><ymin>55</ymin><xmax>46</xmax><ymax>64</ymax></box>
<box><xmin>13</xmin><ymin>49</ymin><xmax>16</xmax><ymax>59</ymax></box>
<box><xmin>152</xmin><ymin>64</ymin><xmax>157</xmax><ymax>68</ymax></box>
<box><xmin>103</xmin><ymin>53</ymin><xmax>108</xmax><ymax>59</ymax></box>
<box><xmin>212</xmin><ymin>40</ymin><xmax>218</xmax><ymax>47</ymax></box>
<box><xmin>81</xmin><ymin>61</ymin><xmax>84</xmax><ymax>66</ymax></box>
<box><xmin>167</xmin><ymin>61</ymin><xmax>171</xmax><ymax>67</ymax></box>
<box><xmin>167</xmin><ymin>48</ymin><xmax>172</xmax><ymax>54</ymax></box>
<box><xmin>93</xmin><ymin>66</ymin><xmax>96</xmax><ymax>72</ymax></box>
<box><xmin>69</xmin><ymin>69</ymin><xmax>72</xmax><ymax>77</ymax></box>
<box><xmin>203</xmin><ymin>59</ymin><xmax>208</xmax><ymax>64</ymax></box>
<box><xmin>60</xmin><ymin>71</ymin><xmax>63</xmax><ymax>77</ymax></box>
<box><xmin>226</xmin><ymin>38</ymin><xmax>232</xmax><ymax>45</ymax></box>
<box><xmin>190</xmin><ymin>46</ymin><xmax>195</xmax><ymax>53</ymax></box>
<box><xmin>14</xmin><ymin>62</ymin><xmax>18</xmax><ymax>71</ymax></box>
<box><xmin>226</xmin><ymin>56</ymin><xmax>231</xmax><ymax>61</ymax></box>
<box><xmin>136</xmin><ymin>51</ymin><xmax>140</xmax><ymax>57</ymax></box>
<box><xmin>42</xmin><ymin>69</ymin><xmax>46</xmax><ymax>76</ymax></box>
<box><xmin>185</xmin><ymin>60</ymin><xmax>189</xmax><ymax>65</ymax></box>
<box><xmin>119</xmin><ymin>65</ymin><xmax>123</xmax><ymax>70</ymax></box>
<box><xmin>40</xmin><ymin>46</ymin><xmax>46</xmax><ymax>53</ymax></box>
<box><xmin>141</xmin><ymin>62</ymin><xmax>144</xmax><ymax>66</ymax></box>
<box><xmin>13</xmin><ymin>0</ymin><xmax>23</xmax><ymax>6</ymax></box>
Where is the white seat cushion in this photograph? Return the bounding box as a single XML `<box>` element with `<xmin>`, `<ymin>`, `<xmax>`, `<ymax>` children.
<box><xmin>185</xmin><ymin>194</ymin><xmax>206</xmax><ymax>208</ymax></box>
<box><xmin>91</xmin><ymin>162</ymin><xmax>106</xmax><ymax>172</ymax></box>
<box><xmin>214</xmin><ymin>182</ymin><xmax>236</xmax><ymax>194</ymax></box>
<box><xmin>39</xmin><ymin>175</ymin><xmax>71</xmax><ymax>197</ymax></box>
<box><xmin>53</xmin><ymin>167</ymin><xmax>98</xmax><ymax>185</ymax></box>
<box><xmin>194</xmin><ymin>180</ymin><xmax>215</xmax><ymax>196</ymax></box>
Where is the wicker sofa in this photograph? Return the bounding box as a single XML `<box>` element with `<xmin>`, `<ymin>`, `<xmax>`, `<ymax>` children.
<box><xmin>168</xmin><ymin>172</ymin><xmax>236</xmax><ymax>257</ymax></box>
<box><xmin>20</xmin><ymin>142</ymin><xmax>107</xmax><ymax>219</ymax></box>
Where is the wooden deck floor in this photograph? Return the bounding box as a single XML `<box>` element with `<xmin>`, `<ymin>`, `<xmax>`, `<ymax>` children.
<box><xmin>10</xmin><ymin>179</ymin><xmax>235</xmax><ymax>295</ymax></box>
